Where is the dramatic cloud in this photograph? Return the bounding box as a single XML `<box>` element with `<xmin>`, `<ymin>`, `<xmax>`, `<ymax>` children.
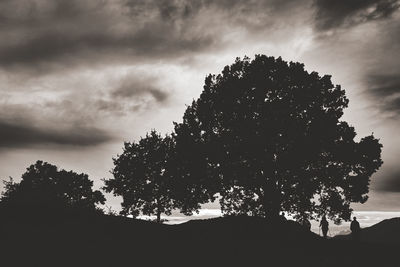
<box><xmin>94</xmin><ymin>73</ymin><xmax>171</xmax><ymax>115</ymax></box>
<box><xmin>0</xmin><ymin>119</ymin><xmax>112</xmax><ymax>148</ymax></box>
<box><xmin>366</xmin><ymin>74</ymin><xmax>400</xmax><ymax>112</ymax></box>
<box><xmin>374</xmin><ymin>169</ymin><xmax>400</xmax><ymax>192</ymax></box>
<box><xmin>0</xmin><ymin>0</ymin><xmax>310</xmax><ymax>70</ymax></box>
<box><xmin>313</xmin><ymin>0</ymin><xmax>400</xmax><ymax>30</ymax></box>
<box><xmin>0</xmin><ymin>0</ymin><xmax>210</xmax><ymax>69</ymax></box>
<box><xmin>354</xmin><ymin>14</ymin><xmax>400</xmax><ymax>117</ymax></box>
<box><xmin>111</xmin><ymin>75</ymin><xmax>168</xmax><ymax>103</ymax></box>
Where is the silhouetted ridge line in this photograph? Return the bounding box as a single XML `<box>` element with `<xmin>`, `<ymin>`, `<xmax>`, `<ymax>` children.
<box><xmin>0</xmin><ymin>214</ymin><xmax>398</xmax><ymax>267</ymax></box>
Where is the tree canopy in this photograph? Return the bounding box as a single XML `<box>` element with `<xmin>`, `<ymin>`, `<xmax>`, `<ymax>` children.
<box><xmin>175</xmin><ymin>55</ymin><xmax>383</xmax><ymax>223</ymax></box>
<box><xmin>171</xmin><ymin>118</ymin><xmax>220</xmax><ymax>215</ymax></box>
<box><xmin>103</xmin><ymin>130</ymin><xmax>176</xmax><ymax>223</ymax></box>
<box><xmin>0</xmin><ymin>160</ymin><xmax>105</xmax><ymax>217</ymax></box>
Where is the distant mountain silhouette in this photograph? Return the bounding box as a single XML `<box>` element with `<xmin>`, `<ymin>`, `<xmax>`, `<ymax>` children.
<box><xmin>0</xmin><ymin>214</ymin><xmax>397</xmax><ymax>267</ymax></box>
<box><xmin>335</xmin><ymin>217</ymin><xmax>400</xmax><ymax>244</ymax></box>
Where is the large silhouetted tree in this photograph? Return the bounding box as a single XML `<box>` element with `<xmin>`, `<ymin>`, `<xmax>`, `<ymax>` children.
<box><xmin>103</xmin><ymin>130</ymin><xmax>175</xmax><ymax>223</ymax></box>
<box><xmin>175</xmin><ymin>55</ymin><xmax>383</xmax><ymax>223</ymax></box>
<box><xmin>0</xmin><ymin>160</ymin><xmax>105</xmax><ymax>217</ymax></box>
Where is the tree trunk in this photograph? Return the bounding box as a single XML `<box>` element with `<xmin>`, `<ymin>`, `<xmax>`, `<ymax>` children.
<box><xmin>156</xmin><ymin>209</ymin><xmax>161</xmax><ymax>223</ymax></box>
<box><xmin>270</xmin><ymin>195</ymin><xmax>281</xmax><ymax>219</ymax></box>
<box><xmin>156</xmin><ymin>200</ymin><xmax>162</xmax><ymax>223</ymax></box>
<box><xmin>262</xmin><ymin>180</ymin><xmax>281</xmax><ymax>220</ymax></box>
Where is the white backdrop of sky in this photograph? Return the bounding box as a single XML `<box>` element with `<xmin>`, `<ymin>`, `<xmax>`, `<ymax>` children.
<box><xmin>0</xmin><ymin>0</ymin><xmax>399</xmax><ymax>221</ymax></box>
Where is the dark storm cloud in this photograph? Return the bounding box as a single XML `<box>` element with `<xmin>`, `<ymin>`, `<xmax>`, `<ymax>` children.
<box><xmin>373</xmin><ymin>169</ymin><xmax>400</xmax><ymax>192</ymax></box>
<box><xmin>0</xmin><ymin>119</ymin><xmax>112</xmax><ymax>148</ymax></box>
<box><xmin>113</xmin><ymin>86</ymin><xmax>168</xmax><ymax>102</ymax></box>
<box><xmin>0</xmin><ymin>26</ymin><xmax>214</xmax><ymax>68</ymax></box>
<box><xmin>95</xmin><ymin>99</ymin><xmax>125</xmax><ymax>114</ymax></box>
<box><xmin>382</xmin><ymin>175</ymin><xmax>400</xmax><ymax>192</ymax></box>
<box><xmin>366</xmin><ymin>74</ymin><xmax>400</xmax><ymax>112</ymax></box>
<box><xmin>368</xmin><ymin>74</ymin><xmax>400</xmax><ymax>96</ymax></box>
<box><xmin>0</xmin><ymin>0</ymin><xmax>306</xmax><ymax>69</ymax></box>
<box><xmin>0</xmin><ymin>0</ymin><xmax>211</xmax><ymax>68</ymax></box>
<box><xmin>111</xmin><ymin>75</ymin><xmax>168</xmax><ymax>103</ymax></box>
<box><xmin>313</xmin><ymin>0</ymin><xmax>400</xmax><ymax>30</ymax></box>
<box><xmin>91</xmin><ymin>72</ymin><xmax>171</xmax><ymax>116</ymax></box>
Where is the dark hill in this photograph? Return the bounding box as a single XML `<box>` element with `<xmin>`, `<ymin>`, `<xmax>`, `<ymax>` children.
<box><xmin>173</xmin><ymin>216</ymin><xmax>320</xmax><ymax>242</ymax></box>
<box><xmin>362</xmin><ymin>217</ymin><xmax>400</xmax><ymax>243</ymax></box>
<box><xmin>0</xmin><ymin>214</ymin><xmax>397</xmax><ymax>267</ymax></box>
<box><xmin>335</xmin><ymin>217</ymin><xmax>400</xmax><ymax>244</ymax></box>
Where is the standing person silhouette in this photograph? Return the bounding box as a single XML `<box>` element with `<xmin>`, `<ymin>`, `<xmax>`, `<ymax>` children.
<box><xmin>319</xmin><ymin>215</ymin><xmax>329</xmax><ymax>238</ymax></box>
<box><xmin>350</xmin><ymin>217</ymin><xmax>361</xmax><ymax>241</ymax></box>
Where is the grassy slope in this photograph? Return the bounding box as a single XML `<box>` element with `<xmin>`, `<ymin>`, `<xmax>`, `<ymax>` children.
<box><xmin>0</xmin><ymin>215</ymin><xmax>397</xmax><ymax>267</ymax></box>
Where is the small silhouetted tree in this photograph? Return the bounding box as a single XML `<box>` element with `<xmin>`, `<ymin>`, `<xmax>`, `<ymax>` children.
<box><xmin>176</xmin><ymin>55</ymin><xmax>383</xmax><ymax>223</ymax></box>
<box><xmin>103</xmin><ymin>130</ymin><xmax>175</xmax><ymax>223</ymax></box>
<box><xmin>0</xmin><ymin>160</ymin><xmax>105</xmax><ymax>217</ymax></box>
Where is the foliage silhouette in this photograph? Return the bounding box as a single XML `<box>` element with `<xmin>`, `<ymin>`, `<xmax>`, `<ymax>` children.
<box><xmin>171</xmin><ymin>119</ymin><xmax>220</xmax><ymax>215</ymax></box>
<box><xmin>174</xmin><ymin>55</ymin><xmax>383</xmax><ymax>223</ymax></box>
<box><xmin>103</xmin><ymin>130</ymin><xmax>176</xmax><ymax>223</ymax></box>
<box><xmin>0</xmin><ymin>160</ymin><xmax>105</xmax><ymax>218</ymax></box>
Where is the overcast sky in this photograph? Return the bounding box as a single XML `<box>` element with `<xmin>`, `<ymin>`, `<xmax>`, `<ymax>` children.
<box><xmin>0</xmin><ymin>0</ymin><xmax>399</xmax><ymax>215</ymax></box>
